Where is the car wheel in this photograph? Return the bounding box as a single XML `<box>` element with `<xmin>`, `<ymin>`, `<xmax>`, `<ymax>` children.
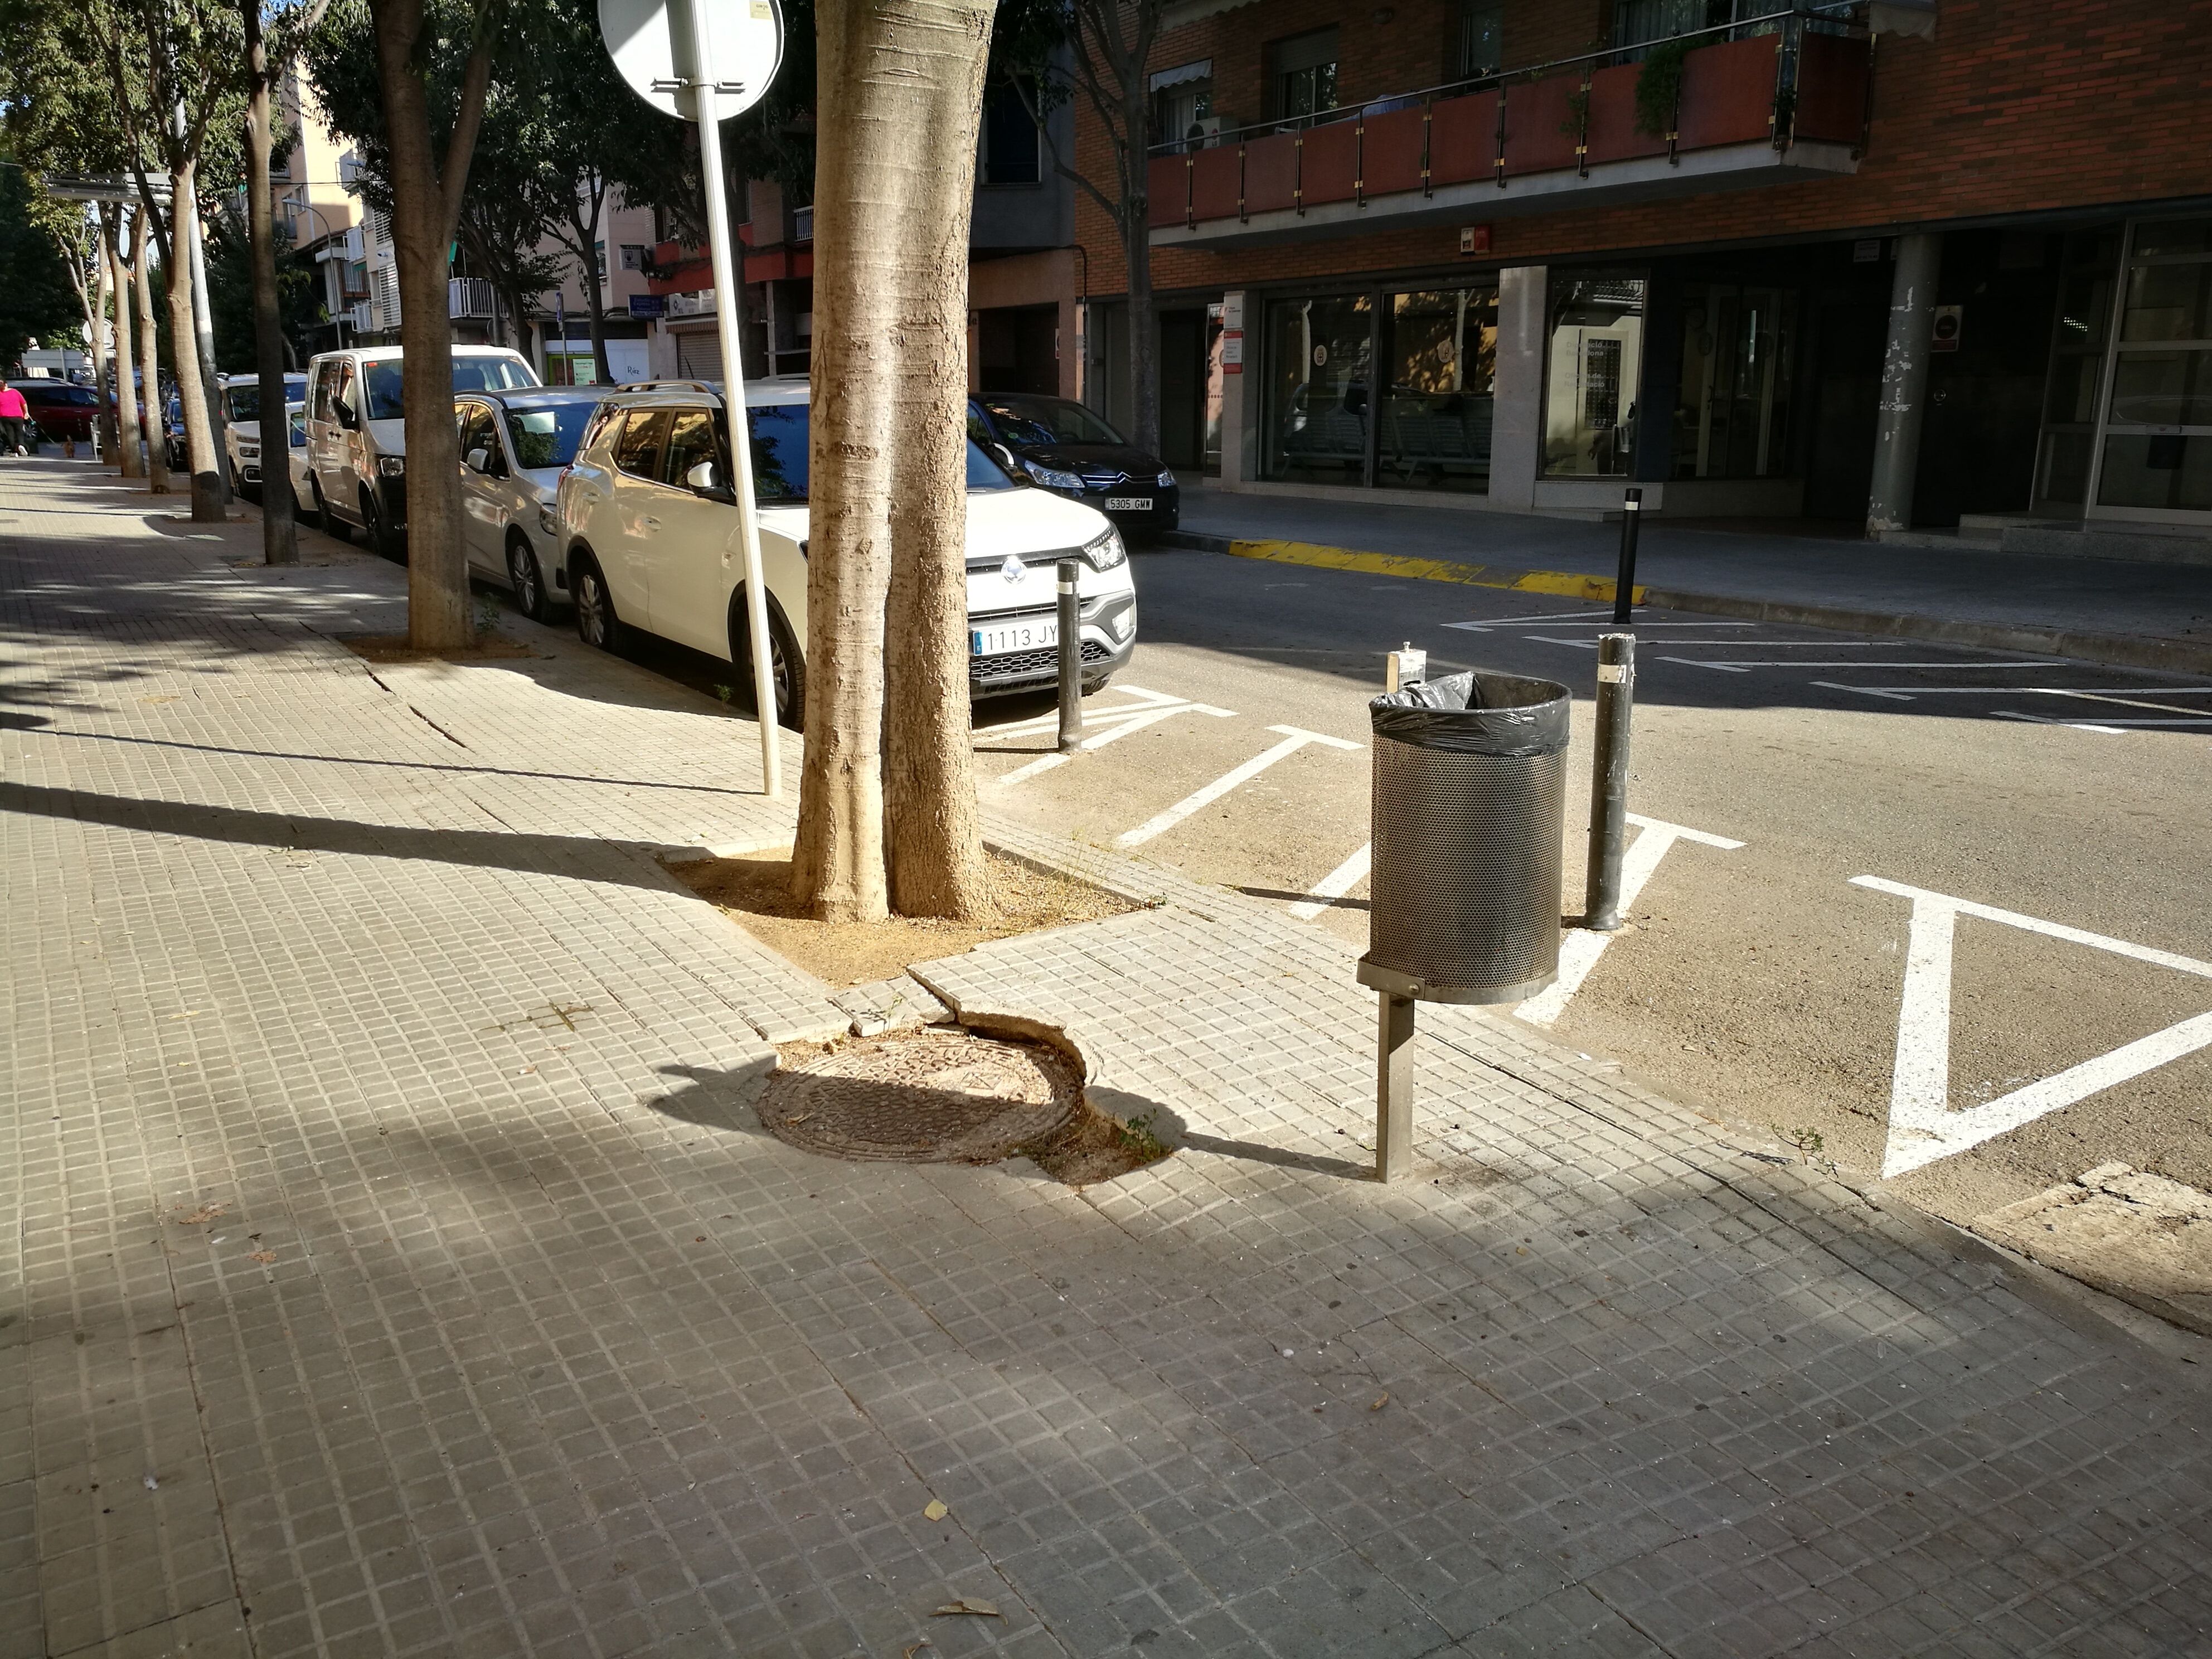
<box><xmin>362</xmin><ymin>491</ymin><xmax>402</xmax><ymax>562</ymax></box>
<box><xmin>312</xmin><ymin>479</ymin><xmax>346</xmax><ymax>541</ymax></box>
<box><xmin>733</xmin><ymin>593</ymin><xmax>806</xmax><ymax>729</ymax></box>
<box><xmin>573</xmin><ymin>556</ymin><xmax>622</xmax><ymax>651</ymax></box>
<box><xmin>507</xmin><ymin>539</ymin><xmax>550</xmax><ymax>623</ymax></box>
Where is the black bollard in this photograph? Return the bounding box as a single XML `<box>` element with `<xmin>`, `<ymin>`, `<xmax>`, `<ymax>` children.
<box><xmin>1584</xmin><ymin>632</ymin><xmax>1636</xmax><ymax>932</ymax></box>
<box><xmin>1612</xmin><ymin>486</ymin><xmax>1642</xmax><ymax>625</ymax></box>
<box><xmin>1056</xmin><ymin>559</ymin><xmax>1081</xmax><ymax>753</ymax></box>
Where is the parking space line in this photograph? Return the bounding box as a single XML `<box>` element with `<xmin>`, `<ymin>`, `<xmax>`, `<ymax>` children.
<box><xmin>1663</xmin><ymin>658</ymin><xmax>2068</xmax><ymax>671</ymax></box>
<box><xmin>1813</xmin><ymin>681</ymin><xmax>1917</xmax><ymax>701</ymax></box>
<box><xmin>1833</xmin><ymin>685</ymin><xmax>2212</xmax><ymax>695</ymax></box>
<box><xmin>1288</xmin><ymin>842</ymin><xmax>1372</xmax><ymax>921</ymax></box>
<box><xmin>1997</xmin><ymin>711</ymin><xmax>2212</xmax><ymax>730</ymax></box>
<box><xmin>1516</xmin><ymin>815</ymin><xmax>1747</xmax><ymax>1028</ymax></box>
<box><xmin>1443</xmin><ymin>614</ymin><xmax>1757</xmax><ymax>632</ymax></box>
<box><xmin>1852</xmin><ymin>875</ymin><xmax>2212</xmax><ymax>1177</ymax></box>
<box><xmin>994</xmin><ymin>700</ymin><xmax>1236</xmax><ymax>787</ymax></box>
<box><xmin>1118</xmin><ymin>725</ymin><xmax>1362</xmax><ymax>848</ymax></box>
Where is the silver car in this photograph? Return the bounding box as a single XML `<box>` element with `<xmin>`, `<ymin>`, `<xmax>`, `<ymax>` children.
<box><xmin>453</xmin><ymin>387</ymin><xmax>603</xmax><ymax>621</ymax></box>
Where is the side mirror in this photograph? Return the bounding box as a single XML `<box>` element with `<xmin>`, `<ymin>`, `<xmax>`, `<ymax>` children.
<box><xmin>685</xmin><ymin>458</ymin><xmax>719</xmax><ymax>493</ymax></box>
<box><xmin>335</xmin><ymin>400</ymin><xmax>358</xmax><ymax>430</ymax></box>
<box><xmin>466</xmin><ymin>447</ymin><xmax>490</xmax><ymax>474</ymax></box>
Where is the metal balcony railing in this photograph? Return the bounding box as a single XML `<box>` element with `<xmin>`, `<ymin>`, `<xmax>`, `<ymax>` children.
<box><xmin>1147</xmin><ymin>1</ymin><xmax>1871</xmax><ymax>234</ymax></box>
<box><xmin>448</xmin><ymin>277</ymin><xmax>497</xmax><ymax>321</ymax></box>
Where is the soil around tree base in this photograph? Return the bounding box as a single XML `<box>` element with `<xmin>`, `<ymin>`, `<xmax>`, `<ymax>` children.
<box><xmin>665</xmin><ymin>845</ymin><xmax>1137</xmax><ymax>989</ymax></box>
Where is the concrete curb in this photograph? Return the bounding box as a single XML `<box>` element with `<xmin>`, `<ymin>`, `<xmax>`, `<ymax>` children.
<box><xmin>1158</xmin><ymin>528</ymin><xmax>2212</xmax><ymax>677</ymax></box>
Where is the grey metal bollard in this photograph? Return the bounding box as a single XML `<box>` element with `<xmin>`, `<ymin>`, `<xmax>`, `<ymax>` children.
<box><xmin>1056</xmin><ymin>558</ymin><xmax>1080</xmax><ymax>753</ymax></box>
<box><xmin>1612</xmin><ymin>487</ymin><xmax>1641</xmax><ymax>625</ymax></box>
<box><xmin>1583</xmin><ymin>633</ymin><xmax>1636</xmax><ymax>932</ymax></box>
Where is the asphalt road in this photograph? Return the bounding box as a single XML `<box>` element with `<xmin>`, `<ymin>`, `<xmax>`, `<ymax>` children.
<box><xmin>963</xmin><ymin>547</ymin><xmax>2212</xmax><ymax>1236</ymax></box>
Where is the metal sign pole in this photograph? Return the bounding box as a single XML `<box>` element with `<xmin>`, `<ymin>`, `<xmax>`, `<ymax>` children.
<box><xmin>677</xmin><ymin>0</ymin><xmax>780</xmax><ymax>799</ymax></box>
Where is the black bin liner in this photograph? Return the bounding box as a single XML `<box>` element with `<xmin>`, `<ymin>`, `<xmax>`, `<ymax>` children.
<box><xmin>1358</xmin><ymin>668</ymin><xmax>1571</xmax><ymax>1005</ymax></box>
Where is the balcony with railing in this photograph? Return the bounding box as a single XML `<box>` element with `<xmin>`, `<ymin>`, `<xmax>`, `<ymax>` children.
<box><xmin>1148</xmin><ymin>6</ymin><xmax>1871</xmax><ymax>249</ymax></box>
<box><xmin>448</xmin><ymin>277</ymin><xmax>497</xmax><ymax>321</ymax></box>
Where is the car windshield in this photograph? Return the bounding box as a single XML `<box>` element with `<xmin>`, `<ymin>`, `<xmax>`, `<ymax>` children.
<box><xmin>745</xmin><ymin>403</ymin><xmax>1017</xmax><ymax>503</ymax></box>
<box><xmin>224</xmin><ymin>376</ymin><xmax>308</xmax><ymax>423</ymax></box>
<box><xmin>981</xmin><ymin>396</ymin><xmax>1127</xmax><ymax>448</ymax></box>
<box><xmin>504</xmin><ymin>402</ymin><xmax>596</xmax><ymax>470</ymax></box>
<box><xmin>362</xmin><ymin>356</ymin><xmax>539</xmax><ymax>420</ymax></box>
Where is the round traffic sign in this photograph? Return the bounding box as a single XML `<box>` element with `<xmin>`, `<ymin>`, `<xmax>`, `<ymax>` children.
<box><xmin>598</xmin><ymin>0</ymin><xmax>784</xmax><ymax>123</ymax></box>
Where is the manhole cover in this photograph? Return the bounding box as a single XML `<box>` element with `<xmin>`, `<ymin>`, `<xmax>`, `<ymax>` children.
<box><xmin>758</xmin><ymin>1027</ymin><xmax>1081</xmax><ymax>1163</ymax></box>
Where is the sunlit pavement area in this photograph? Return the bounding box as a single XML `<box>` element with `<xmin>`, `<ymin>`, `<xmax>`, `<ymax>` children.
<box><xmin>5</xmin><ymin>457</ymin><xmax>2211</xmax><ymax>1658</ymax></box>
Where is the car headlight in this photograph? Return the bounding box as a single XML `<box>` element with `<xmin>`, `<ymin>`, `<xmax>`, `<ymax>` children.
<box><xmin>239</xmin><ymin>444</ymin><xmax>260</xmax><ymax>459</ymax></box>
<box><xmin>539</xmin><ymin>503</ymin><xmax>560</xmax><ymax>536</ymax></box>
<box><xmin>1156</xmin><ymin>468</ymin><xmax>1176</xmax><ymax>489</ymax></box>
<box><xmin>1023</xmin><ymin>459</ymin><xmax>1083</xmax><ymax>493</ymax></box>
<box><xmin>1080</xmin><ymin>526</ymin><xmax>1126</xmax><ymax>571</ymax></box>
<box><xmin>376</xmin><ymin>455</ymin><xmax>405</xmax><ymax>477</ymax></box>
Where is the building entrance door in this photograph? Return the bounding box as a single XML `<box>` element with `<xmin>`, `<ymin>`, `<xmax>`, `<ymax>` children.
<box><xmin>1158</xmin><ymin>309</ymin><xmax>1208</xmax><ymax>470</ymax></box>
<box><xmin>1802</xmin><ymin>302</ymin><xmax>1885</xmax><ymax>523</ymax></box>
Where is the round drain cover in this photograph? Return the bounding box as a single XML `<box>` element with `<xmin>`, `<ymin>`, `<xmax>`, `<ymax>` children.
<box><xmin>758</xmin><ymin>1028</ymin><xmax>1081</xmax><ymax>1163</ymax></box>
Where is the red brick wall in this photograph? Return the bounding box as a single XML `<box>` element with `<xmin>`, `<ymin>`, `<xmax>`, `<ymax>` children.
<box><xmin>1076</xmin><ymin>0</ymin><xmax>2212</xmax><ymax>299</ymax></box>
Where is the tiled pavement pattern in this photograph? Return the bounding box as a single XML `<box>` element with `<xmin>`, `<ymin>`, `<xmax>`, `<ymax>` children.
<box><xmin>2</xmin><ymin>459</ymin><xmax>2209</xmax><ymax>1659</ymax></box>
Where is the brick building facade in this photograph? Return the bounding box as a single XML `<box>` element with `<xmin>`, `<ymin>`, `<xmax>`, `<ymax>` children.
<box><xmin>1068</xmin><ymin>0</ymin><xmax>2212</xmax><ymax>542</ymax></box>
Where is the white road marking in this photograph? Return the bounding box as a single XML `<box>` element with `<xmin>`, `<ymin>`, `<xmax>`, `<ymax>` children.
<box><xmin>987</xmin><ymin>686</ymin><xmax>1235</xmax><ymax>787</ymax></box>
<box><xmin>1661</xmin><ymin>657</ymin><xmax>1749</xmax><ymax>671</ymax></box>
<box><xmin>1515</xmin><ymin>816</ymin><xmax>1747</xmax><ymax>1027</ymax></box>
<box><xmin>1830</xmin><ymin>685</ymin><xmax>2212</xmax><ymax>696</ymax></box>
<box><xmin>2027</xmin><ymin>687</ymin><xmax>2212</xmax><ymax>717</ymax></box>
<box><xmin>1814</xmin><ymin>681</ymin><xmax>1917</xmax><ymax>701</ymax></box>
<box><xmin>1117</xmin><ymin>725</ymin><xmax>1361</xmax><ymax>848</ymax></box>
<box><xmin>1998</xmin><ymin>711</ymin><xmax>2209</xmax><ymax>730</ymax></box>
<box><xmin>1288</xmin><ymin>842</ymin><xmax>1372</xmax><ymax>921</ymax></box>
<box><xmin>1852</xmin><ymin>875</ymin><xmax>2212</xmax><ymax>1177</ymax></box>
<box><xmin>1443</xmin><ymin>613</ymin><xmax>1756</xmax><ymax>632</ymax></box>
<box><xmin>1541</xmin><ymin>638</ymin><xmax>1915</xmax><ymax>649</ymax></box>
<box><xmin>1666</xmin><ymin>659</ymin><xmax>2070</xmax><ymax>670</ymax></box>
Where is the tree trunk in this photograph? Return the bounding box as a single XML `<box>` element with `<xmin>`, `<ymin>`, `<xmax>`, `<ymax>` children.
<box><xmin>244</xmin><ymin>0</ymin><xmax>298</xmax><ymax>565</ymax></box>
<box><xmin>79</xmin><ymin>234</ymin><xmax>112</xmax><ymax>465</ymax></box>
<box><xmin>370</xmin><ymin>0</ymin><xmax>489</xmax><ymax>651</ymax></box>
<box><xmin>108</xmin><ymin>218</ymin><xmax>143</xmax><ymax>479</ymax></box>
<box><xmin>167</xmin><ymin>162</ymin><xmax>225</xmax><ymax>521</ymax></box>
<box><xmin>132</xmin><ymin>212</ymin><xmax>171</xmax><ymax>494</ymax></box>
<box><xmin>1120</xmin><ymin>84</ymin><xmax>1160</xmax><ymax>460</ymax></box>
<box><xmin>879</xmin><ymin>0</ymin><xmax>997</xmax><ymax>919</ymax></box>
<box><xmin>578</xmin><ymin>187</ymin><xmax>612</xmax><ymax>385</ymax></box>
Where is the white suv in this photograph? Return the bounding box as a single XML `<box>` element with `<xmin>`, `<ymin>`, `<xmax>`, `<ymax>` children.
<box><xmin>556</xmin><ymin>379</ymin><xmax>1138</xmax><ymax>726</ymax></box>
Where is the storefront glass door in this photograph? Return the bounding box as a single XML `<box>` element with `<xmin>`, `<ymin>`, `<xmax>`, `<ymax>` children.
<box><xmin>2093</xmin><ymin>217</ymin><xmax>2212</xmax><ymax>520</ymax></box>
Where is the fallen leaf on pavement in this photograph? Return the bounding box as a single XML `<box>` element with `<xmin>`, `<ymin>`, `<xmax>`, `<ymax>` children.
<box><xmin>1370</xmin><ymin>1393</ymin><xmax>1390</xmax><ymax>1411</ymax></box>
<box><xmin>903</xmin><ymin>1643</ymin><xmax>930</xmax><ymax>1658</ymax></box>
<box><xmin>932</xmin><ymin>1599</ymin><xmax>1002</xmax><ymax>1618</ymax></box>
<box><xmin>176</xmin><ymin>1204</ymin><xmax>227</xmax><ymax>1226</ymax></box>
<box><xmin>249</xmin><ymin>1251</ymin><xmax>276</xmax><ymax>1264</ymax></box>
<box><xmin>923</xmin><ymin>1499</ymin><xmax>948</xmax><ymax>1521</ymax></box>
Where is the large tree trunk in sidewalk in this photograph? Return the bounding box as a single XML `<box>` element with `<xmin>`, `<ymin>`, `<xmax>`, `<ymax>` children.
<box><xmin>793</xmin><ymin>0</ymin><xmax>1000</xmax><ymax>923</ymax></box>
<box><xmin>1118</xmin><ymin>82</ymin><xmax>1159</xmax><ymax>460</ymax></box>
<box><xmin>244</xmin><ymin>0</ymin><xmax>297</xmax><ymax>565</ymax></box>
<box><xmin>132</xmin><ymin>213</ymin><xmax>171</xmax><ymax>495</ymax></box>
<box><xmin>369</xmin><ymin>0</ymin><xmax>494</xmax><ymax>651</ymax></box>
<box><xmin>166</xmin><ymin>163</ymin><xmax>225</xmax><ymax>521</ymax></box>
<box><xmin>108</xmin><ymin>218</ymin><xmax>143</xmax><ymax>479</ymax></box>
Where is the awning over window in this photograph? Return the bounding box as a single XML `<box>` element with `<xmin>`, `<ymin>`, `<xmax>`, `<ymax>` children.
<box><xmin>1149</xmin><ymin>59</ymin><xmax>1212</xmax><ymax>92</ymax></box>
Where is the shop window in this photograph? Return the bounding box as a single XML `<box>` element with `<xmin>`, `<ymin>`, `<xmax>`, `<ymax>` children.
<box><xmin>1262</xmin><ymin>293</ymin><xmax>1372</xmax><ymax>484</ymax></box>
<box><xmin>2032</xmin><ymin>227</ymin><xmax>2121</xmax><ymax>513</ymax></box>
<box><xmin>1544</xmin><ymin>274</ymin><xmax>1645</xmax><ymax>477</ymax></box>
<box><xmin>2093</xmin><ymin>215</ymin><xmax>2212</xmax><ymax>519</ymax></box>
<box><xmin>1379</xmin><ymin>288</ymin><xmax>1497</xmax><ymax>493</ymax></box>
<box><xmin>1674</xmin><ymin>283</ymin><xmax>1797</xmax><ymax>479</ymax></box>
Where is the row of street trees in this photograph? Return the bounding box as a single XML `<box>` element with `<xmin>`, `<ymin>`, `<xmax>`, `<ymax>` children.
<box><xmin>5</xmin><ymin>0</ymin><xmax>1177</xmax><ymax>929</ymax></box>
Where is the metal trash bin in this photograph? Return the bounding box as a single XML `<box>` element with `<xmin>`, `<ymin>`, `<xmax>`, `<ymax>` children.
<box><xmin>1356</xmin><ymin>668</ymin><xmax>1570</xmax><ymax>1006</ymax></box>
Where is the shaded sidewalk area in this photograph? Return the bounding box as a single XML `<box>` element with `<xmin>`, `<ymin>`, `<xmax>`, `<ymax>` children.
<box><xmin>1172</xmin><ymin>485</ymin><xmax>2212</xmax><ymax>673</ymax></box>
<box><xmin>3</xmin><ymin>457</ymin><xmax>2209</xmax><ymax>1658</ymax></box>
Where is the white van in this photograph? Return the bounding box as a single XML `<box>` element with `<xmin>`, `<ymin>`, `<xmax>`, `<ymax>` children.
<box><xmin>302</xmin><ymin>345</ymin><xmax>537</xmax><ymax>556</ymax></box>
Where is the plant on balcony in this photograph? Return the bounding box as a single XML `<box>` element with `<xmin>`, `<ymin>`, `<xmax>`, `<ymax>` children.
<box><xmin>1559</xmin><ymin>84</ymin><xmax>1590</xmax><ymax>139</ymax></box>
<box><xmin>1633</xmin><ymin>38</ymin><xmax>1690</xmax><ymax>139</ymax></box>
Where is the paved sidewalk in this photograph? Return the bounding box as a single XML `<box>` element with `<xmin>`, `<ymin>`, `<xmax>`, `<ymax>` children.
<box><xmin>1173</xmin><ymin>486</ymin><xmax>2212</xmax><ymax>672</ymax></box>
<box><xmin>4</xmin><ymin>458</ymin><xmax>2211</xmax><ymax>1658</ymax></box>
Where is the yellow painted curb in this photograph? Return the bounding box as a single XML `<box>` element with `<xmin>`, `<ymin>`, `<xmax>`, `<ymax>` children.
<box><xmin>1224</xmin><ymin>537</ymin><xmax>1646</xmax><ymax>606</ymax></box>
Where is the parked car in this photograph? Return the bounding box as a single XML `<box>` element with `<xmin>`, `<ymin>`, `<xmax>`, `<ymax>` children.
<box><xmin>453</xmin><ymin>386</ymin><xmax>603</xmax><ymax>620</ymax></box>
<box><xmin>966</xmin><ymin>392</ymin><xmax>1180</xmax><ymax>539</ymax></box>
<box><xmin>556</xmin><ymin>379</ymin><xmax>1137</xmax><ymax>726</ymax></box>
<box><xmin>163</xmin><ymin>387</ymin><xmax>187</xmax><ymax>470</ymax></box>
<box><xmin>302</xmin><ymin>345</ymin><xmax>539</xmax><ymax>557</ymax></box>
<box><xmin>219</xmin><ymin>373</ymin><xmax>308</xmax><ymax>497</ymax></box>
<box><xmin>8</xmin><ymin>379</ymin><xmax>100</xmax><ymax>449</ymax></box>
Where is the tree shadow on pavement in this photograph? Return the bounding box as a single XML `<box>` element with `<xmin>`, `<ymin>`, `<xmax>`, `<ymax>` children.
<box><xmin>0</xmin><ymin>779</ymin><xmax>700</xmax><ymax>892</ymax></box>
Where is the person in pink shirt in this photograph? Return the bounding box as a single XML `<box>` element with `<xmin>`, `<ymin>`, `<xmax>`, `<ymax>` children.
<box><xmin>0</xmin><ymin>384</ymin><xmax>28</xmax><ymax>457</ymax></box>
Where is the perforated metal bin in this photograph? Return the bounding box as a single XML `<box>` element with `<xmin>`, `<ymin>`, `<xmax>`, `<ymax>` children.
<box><xmin>1356</xmin><ymin>669</ymin><xmax>1570</xmax><ymax>1006</ymax></box>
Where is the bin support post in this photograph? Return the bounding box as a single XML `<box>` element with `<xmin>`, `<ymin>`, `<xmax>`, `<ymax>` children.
<box><xmin>1612</xmin><ymin>487</ymin><xmax>1641</xmax><ymax>625</ymax></box>
<box><xmin>1056</xmin><ymin>559</ymin><xmax>1081</xmax><ymax>753</ymax></box>
<box><xmin>1584</xmin><ymin>632</ymin><xmax>1636</xmax><ymax>932</ymax></box>
<box><xmin>1376</xmin><ymin>993</ymin><xmax>1417</xmax><ymax>1182</ymax></box>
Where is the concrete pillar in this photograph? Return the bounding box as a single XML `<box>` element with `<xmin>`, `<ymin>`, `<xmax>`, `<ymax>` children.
<box><xmin>1867</xmin><ymin>232</ymin><xmax>1942</xmax><ymax>536</ymax></box>
<box><xmin>1490</xmin><ymin>265</ymin><xmax>1547</xmax><ymax>510</ymax></box>
<box><xmin>1218</xmin><ymin>290</ymin><xmax>1259</xmax><ymax>484</ymax></box>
